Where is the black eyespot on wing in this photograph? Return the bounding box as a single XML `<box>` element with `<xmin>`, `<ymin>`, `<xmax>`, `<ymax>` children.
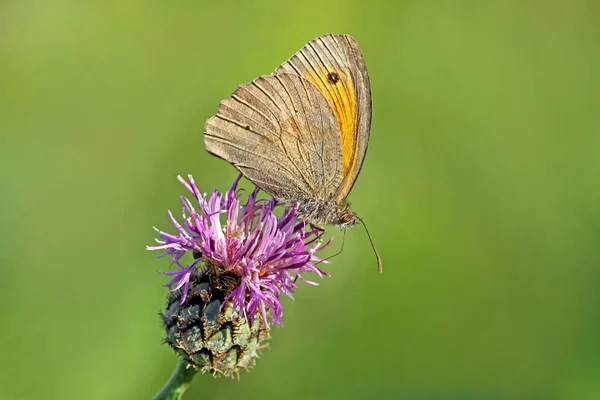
<box><xmin>327</xmin><ymin>72</ymin><xmax>339</xmax><ymax>84</ymax></box>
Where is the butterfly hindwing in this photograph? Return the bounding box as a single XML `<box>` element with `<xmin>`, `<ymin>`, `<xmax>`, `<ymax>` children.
<box><xmin>204</xmin><ymin>73</ymin><xmax>344</xmax><ymax>202</ymax></box>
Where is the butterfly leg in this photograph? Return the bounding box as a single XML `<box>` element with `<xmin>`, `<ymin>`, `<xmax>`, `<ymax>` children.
<box><xmin>310</xmin><ymin>223</ymin><xmax>326</xmax><ymax>238</ymax></box>
<box><xmin>293</xmin><ymin>224</ymin><xmax>326</xmax><ymax>284</ymax></box>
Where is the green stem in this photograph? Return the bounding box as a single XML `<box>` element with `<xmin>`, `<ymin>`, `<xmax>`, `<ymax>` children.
<box><xmin>153</xmin><ymin>358</ymin><xmax>198</xmax><ymax>400</ymax></box>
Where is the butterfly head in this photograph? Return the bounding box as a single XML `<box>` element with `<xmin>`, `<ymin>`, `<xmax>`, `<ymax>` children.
<box><xmin>335</xmin><ymin>202</ymin><xmax>359</xmax><ymax>229</ymax></box>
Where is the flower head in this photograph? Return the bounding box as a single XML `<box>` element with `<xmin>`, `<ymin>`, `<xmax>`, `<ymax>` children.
<box><xmin>148</xmin><ymin>175</ymin><xmax>331</xmax><ymax>327</ymax></box>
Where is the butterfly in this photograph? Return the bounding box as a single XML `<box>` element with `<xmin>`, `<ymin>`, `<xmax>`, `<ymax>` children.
<box><xmin>204</xmin><ymin>34</ymin><xmax>380</xmax><ymax>271</ymax></box>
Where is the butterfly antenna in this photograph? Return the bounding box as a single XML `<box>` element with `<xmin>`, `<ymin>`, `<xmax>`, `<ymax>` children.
<box><xmin>360</xmin><ymin>218</ymin><xmax>382</xmax><ymax>273</ymax></box>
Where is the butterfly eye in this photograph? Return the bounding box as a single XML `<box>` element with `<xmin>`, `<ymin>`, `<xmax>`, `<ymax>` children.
<box><xmin>193</xmin><ymin>250</ymin><xmax>203</xmax><ymax>259</ymax></box>
<box><xmin>326</xmin><ymin>72</ymin><xmax>339</xmax><ymax>84</ymax></box>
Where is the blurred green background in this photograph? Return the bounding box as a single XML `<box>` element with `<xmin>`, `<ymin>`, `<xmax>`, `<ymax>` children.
<box><xmin>1</xmin><ymin>0</ymin><xmax>599</xmax><ymax>399</ymax></box>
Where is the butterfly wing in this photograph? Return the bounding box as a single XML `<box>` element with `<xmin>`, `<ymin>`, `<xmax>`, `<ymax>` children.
<box><xmin>204</xmin><ymin>73</ymin><xmax>344</xmax><ymax>202</ymax></box>
<box><xmin>275</xmin><ymin>34</ymin><xmax>372</xmax><ymax>201</ymax></box>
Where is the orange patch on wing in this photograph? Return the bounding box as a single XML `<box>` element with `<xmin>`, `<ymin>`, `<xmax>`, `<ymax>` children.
<box><xmin>305</xmin><ymin>68</ymin><xmax>358</xmax><ymax>177</ymax></box>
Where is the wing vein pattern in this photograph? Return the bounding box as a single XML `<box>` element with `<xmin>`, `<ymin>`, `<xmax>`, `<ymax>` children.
<box><xmin>205</xmin><ymin>73</ymin><xmax>344</xmax><ymax>202</ymax></box>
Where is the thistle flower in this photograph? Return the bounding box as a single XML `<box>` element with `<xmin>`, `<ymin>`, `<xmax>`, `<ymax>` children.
<box><xmin>148</xmin><ymin>175</ymin><xmax>330</xmax><ymax>378</ymax></box>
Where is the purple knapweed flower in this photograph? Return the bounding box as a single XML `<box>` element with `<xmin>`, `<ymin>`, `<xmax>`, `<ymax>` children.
<box><xmin>148</xmin><ymin>175</ymin><xmax>331</xmax><ymax>327</ymax></box>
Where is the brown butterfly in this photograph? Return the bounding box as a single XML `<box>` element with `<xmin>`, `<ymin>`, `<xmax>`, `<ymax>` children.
<box><xmin>204</xmin><ymin>34</ymin><xmax>380</xmax><ymax>271</ymax></box>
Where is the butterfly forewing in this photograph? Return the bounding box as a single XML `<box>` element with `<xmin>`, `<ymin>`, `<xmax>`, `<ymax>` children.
<box><xmin>275</xmin><ymin>34</ymin><xmax>372</xmax><ymax>200</ymax></box>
